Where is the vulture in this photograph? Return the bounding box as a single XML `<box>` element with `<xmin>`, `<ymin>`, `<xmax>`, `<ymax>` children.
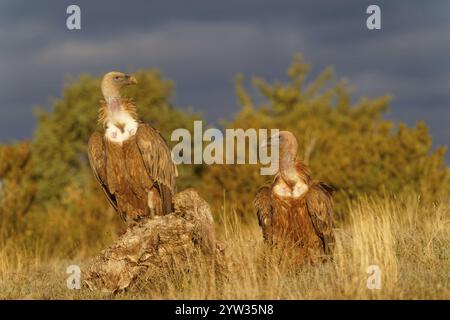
<box><xmin>88</xmin><ymin>72</ymin><xmax>177</xmax><ymax>222</ymax></box>
<box><xmin>254</xmin><ymin>131</ymin><xmax>335</xmax><ymax>262</ymax></box>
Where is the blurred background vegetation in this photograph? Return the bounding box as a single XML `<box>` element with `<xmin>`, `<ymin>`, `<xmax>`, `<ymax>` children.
<box><xmin>0</xmin><ymin>55</ymin><xmax>449</xmax><ymax>260</ymax></box>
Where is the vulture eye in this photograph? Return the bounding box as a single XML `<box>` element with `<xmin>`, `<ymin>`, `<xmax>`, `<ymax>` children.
<box><xmin>114</xmin><ymin>76</ymin><xmax>120</xmax><ymax>81</ymax></box>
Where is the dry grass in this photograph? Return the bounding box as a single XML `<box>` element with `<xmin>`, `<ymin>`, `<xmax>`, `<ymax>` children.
<box><xmin>0</xmin><ymin>193</ymin><xmax>449</xmax><ymax>299</ymax></box>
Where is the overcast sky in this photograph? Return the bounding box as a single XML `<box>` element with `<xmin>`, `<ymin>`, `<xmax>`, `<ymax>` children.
<box><xmin>0</xmin><ymin>0</ymin><xmax>449</xmax><ymax>158</ymax></box>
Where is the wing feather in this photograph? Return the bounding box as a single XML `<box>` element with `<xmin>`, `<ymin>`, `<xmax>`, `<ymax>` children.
<box><xmin>306</xmin><ymin>181</ymin><xmax>335</xmax><ymax>254</ymax></box>
<box><xmin>135</xmin><ymin>123</ymin><xmax>177</xmax><ymax>213</ymax></box>
<box><xmin>254</xmin><ymin>186</ymin><xmax>273</xmax><ymax>242</ymax></box>
<box><xmin>88</xmin><ymin>132</ymin><xmax>120</xmax><ymax>214</ymax></box>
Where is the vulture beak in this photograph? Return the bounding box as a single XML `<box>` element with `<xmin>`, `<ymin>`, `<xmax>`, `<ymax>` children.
<box><xmin>128</xmin><ymin>76</ymin><xmax>138</xmax><ymax>85</ymax></box>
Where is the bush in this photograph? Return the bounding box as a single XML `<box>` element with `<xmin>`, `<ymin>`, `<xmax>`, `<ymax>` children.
<box><xmin>0</xmin><ymin>142</ymin><xmax>35</xmax><ymax>236</ymax></box>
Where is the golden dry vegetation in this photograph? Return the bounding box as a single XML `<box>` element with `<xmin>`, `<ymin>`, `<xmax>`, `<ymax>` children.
<box><xmin>0</xmin><ymin>193</ymin><xmax>448</xmax><ymax>299</ymax></box>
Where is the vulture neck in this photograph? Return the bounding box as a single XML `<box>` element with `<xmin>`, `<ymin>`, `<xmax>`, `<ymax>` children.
<box><xmin>101</xmin><ymin>82</ymin><xmax>121</xmax><ymax>102</ymax></box>
<box><xmin>279</xmin><ymin>137</ymin><xmax>308</xmax><ymax>186</ymax></box>
<box><xmin>100</xmin><ymin>85</ymin><xmax>137</xmax><ymax>122</ymax></box>
<box><xmin>279</xmin><ymin>147</ymin><xmax>298</xmax><ymax>184</ymax></box>
<box><xmin>100</xmin><ymin>85</ymin><xmax>139</xmax><ymax>143</ymax></box>
<box><xmin>101</xmin><ymin>83</ymin><xmax>123</xmax><ymax>116</ymax></box>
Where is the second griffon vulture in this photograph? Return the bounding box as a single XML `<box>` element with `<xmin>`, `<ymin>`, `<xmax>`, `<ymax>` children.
<box><xmin>254</xmin><ymin>131</ymin><xmax>335</xmax><ymax>262</ymax></box>
<box><xmin>88</xmin><ymin>72</ymin><xmax>177</xmax><ymax>222</ymax></box>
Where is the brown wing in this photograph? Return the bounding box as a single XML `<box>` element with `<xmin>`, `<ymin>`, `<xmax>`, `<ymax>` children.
<box><xmin>306</xmin><ymin>181</ymin><xmax>335</xmax><ymax>254</ymax></box>
<box><xmin>254</xmin><ymin>186</ymin><xmax>273</xmax><ymax>242</ymax></box>
<box><xmin>88</xmin><ymin>132</ymin><xmax>122</xmax><ymax>215</ymax></box>
<box><xmin>135</xmin><ymin>123</ymin><xmax>177</xmax><ymax>214</ymax></box>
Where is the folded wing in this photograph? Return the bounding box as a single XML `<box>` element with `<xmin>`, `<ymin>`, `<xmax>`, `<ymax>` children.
<box><xmin>254</xmin><ymin>186</ymin><xmax>273</xmax><ymax>242</ymax></box>
<box><xmin>306</xmin><ymin>181</ymin><xmax>335</xmax><ymax>254</ymax></box>
<box><xmin>88</xmin><ymin>132</ymin><xmax>123</xmax><ymax>218</ymax></box>
<box><xmin>135</xmin><ymin>123</ymin><xmax>177</xmax><ymax>214</ymax></box>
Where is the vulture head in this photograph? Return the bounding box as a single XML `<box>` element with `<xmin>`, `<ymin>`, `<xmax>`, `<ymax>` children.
<box><xmin>101</xmin><ymin>71</ymin><xmax>138</xmax><ymax>102</ymax></box>
<box><xmin>263</xmin><ymin>131</ymin><xmax>298</xmax><ymax>155</ymax></box>
<box><xmin>262</xmin><ymin>130</ymin><xmax>300</xmax><ymax>174</ymax></box>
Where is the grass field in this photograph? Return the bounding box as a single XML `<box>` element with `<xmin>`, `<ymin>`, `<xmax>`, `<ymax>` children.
<box><xmin>0</xmin><ymin>194</ymin><xmax>449</xmax><ymax>299</ymax></box>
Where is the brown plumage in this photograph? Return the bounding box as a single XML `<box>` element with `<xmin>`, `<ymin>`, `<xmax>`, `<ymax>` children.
<box><xmin>88</xmin><ymin>72</ymin><xmax>177</xmax><ymax>222</ymax></box>
<box><xmin>254</xmin><ymin>131</ymin><xmax>335</xmax><ymax>263</ymax></box>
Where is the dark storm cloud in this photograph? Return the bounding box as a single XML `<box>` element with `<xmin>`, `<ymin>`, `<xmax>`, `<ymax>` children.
<box><xmin>0</xmin><ymin>0</ymin><xmax>448</xmax><ymax>156</ymax></box>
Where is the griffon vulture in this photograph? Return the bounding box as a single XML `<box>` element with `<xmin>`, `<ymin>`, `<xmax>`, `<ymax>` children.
<box><xmin>88</xmin><ymin>72</ymin><xmax>177</xmax><ymax>222</ymax></box>
<box><xmin>254</xmin><ymin>131</ymin><xmax>335</xmax><ymax>261</ymax></box>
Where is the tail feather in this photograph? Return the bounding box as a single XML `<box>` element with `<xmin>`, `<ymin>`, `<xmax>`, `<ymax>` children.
<box><xmin>160</xmin><ymin>184</ymin><xmax>174</xmax><ymax>215</ymax></box>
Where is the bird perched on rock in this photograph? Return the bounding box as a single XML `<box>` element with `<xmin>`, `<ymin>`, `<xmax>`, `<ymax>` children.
<box><xmin>88</xmin><ymin>72</ymin><xmax>177</xmax><ymax>222</ymax></box>
<box><xmin>254</xmin><ymin>131</ymin><xmax>335</xmax><ymax>262</ymax></box>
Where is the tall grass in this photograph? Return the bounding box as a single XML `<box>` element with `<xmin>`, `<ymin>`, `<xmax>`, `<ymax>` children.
<box><xmin>0</xmin><ymin>192</ymin><xmax>448</xmax><ymax>299</ymax></box>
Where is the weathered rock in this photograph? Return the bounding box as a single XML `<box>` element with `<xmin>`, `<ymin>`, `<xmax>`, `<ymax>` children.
<box><xmin>84</xmin><ymin>188</ymin><xmax>225</xmax><ymax>293</ymax></box>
